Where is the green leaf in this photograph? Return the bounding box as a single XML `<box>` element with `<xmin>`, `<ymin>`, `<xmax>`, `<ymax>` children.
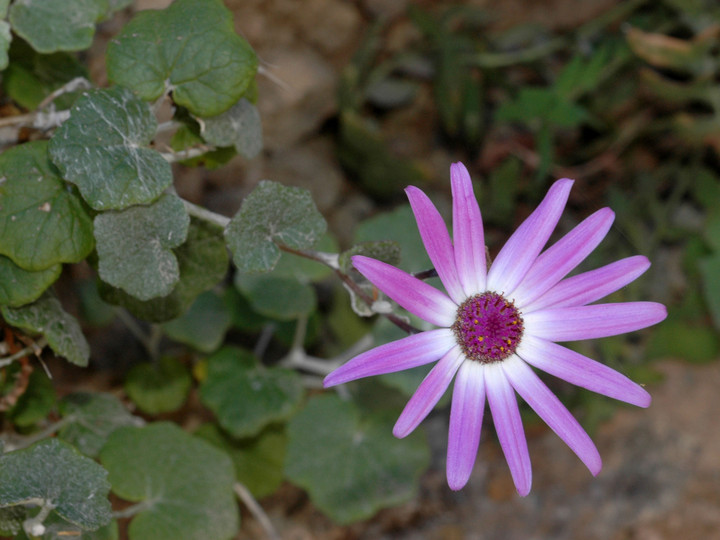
<box><xmin>162</xmin><ymin>291</ymin><xmax>231</xmax><ymax>353</ymax></box>
<box><xmin>49</xmin><ymin>86</ymin><xmax>172</xmax><ymax>211</ymax></box>
<box><xmin>234</xmin><ymin>273</ymin><xmax>316</xmax><ymax>320</ymax></box>
<box><xmin>8</xmin><ymin>370</ymin><xmax>56</xmax><ymax>428</ymax></box>
<box><xmin>0</xmin><ymin>505</ymin><xmax>25</xmax><ymax>537</ymax></box>
<box><xmin>99</xmin><ymin>219</ymin><xmax>229</xmax><ymax>322</ymax></box>
<box><xmin>338</xmin><ymin>241</ymin><xmax>401</xmax><ymax>274</ymax></box>
<box><xmin>3</xmin><ymin>39</ymin><xmax>88</xmax><ymax>110</ymax></box>
<box><xmin>0</xmin><ymin>141</ymin><xmax>94</xmax><ymax>271</ymax></box>
<box><xmin>199</xmin><ymin>347</ymin><xmax>304</xmax><ymax>438</ymax></box>
<box><xmin>94</xmin><ymin>194</ymin><xmax>190</xmax><ymax>301</ymax></box>
<box><xmin>0</xmin><ymin>256</ymin><xmax>60</xmax><ymax>308</ymax></box>
<box><xmin>496</xmin><ymin>87</ymin><xmax>588</xmax><ymax>128</ymax></box>
<box><xmin>170</xmin><ymin>124</ymin><xmax>237</xmax><ymax>170</ymax></box>
<box><xmin>106</xmin><ymin>0</ymin><xmax>257</xmax><ymax>117</ymax></box>
<box><xmin>225</xmin><ymin>180</ymin><xmax>327</xmax><ymax>273</ymax></box>
<box><xmin>124</xmin><ymin>357</ymin><xmax>191</xmax><ymax>415</ymax></box>
<box><xmin>0</xmin><ymin>21</ymin><xmax>10</xmax><ymax>71</ymax></box>
<box><xmin>200</xmin><ymin>98</ymin><xmax>262</xmax><ymax>158</ymax></box>
<box><xmin>285</xmin><ymin>394</ymin><xmax>429</xmax><ymax>524</ymax></box>
<box><xmin>355</xmin><ymin>204</ymin><xmax>431</xmax><ymax>273</ymax></box>
<box><xmin>1</xmin><ymin>294</ymin><xmax>90</xmax><ymax>366</ymax></box>
<box><xmin>699</xmin><ymin>253</ymin><xmax>720</xmax><ymax>330</ymax></box>
<box><xmin>58</xmin><ymin>392</ymin><xmax>144</xmax><ymax>458</ymax></box>
<box><xmin>100</xmin><ymin>422</ymin><xmax>239</xmax><ymax>540</ymax></box>
<box><xmin>195</xmin><ymin>423</ymin><xmax>286</xmax><ymax>499</ymax></box>
<box><xmin>8</xmin><ymin>0</ymin><xmax>106</xmax><ymax>54</ymax></box>
<box><xmin>0</xmin><ymin>438</ymin><xmax>111</xmax><ymax>530</ymax></box>
<box><xmin>270</xmin><ymin>233</ymin><xmax>337</xmax><ymax>282</ymax></box>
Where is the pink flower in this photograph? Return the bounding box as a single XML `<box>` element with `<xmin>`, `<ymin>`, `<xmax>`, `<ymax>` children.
<box><xmin>324</xmin><ymin>162</ymin><xmax>667</xmax><ymax>495</ymax></box>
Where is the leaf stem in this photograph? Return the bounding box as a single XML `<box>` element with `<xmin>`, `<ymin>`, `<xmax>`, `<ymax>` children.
<box><xmin>0</xmin><ymin>337</ymin><xmax>48</xmax><ymax>368</ymax></box>
<box><xmin>1</xmin><ymin>418</ymin><xmax>68</xmax><ymax>452</ymax></box>
<box><xmin>234</xmin><ymin>482</ymin><xmax>280</xmax><ymax>540</ymax></box>
<box><xmin>181</xmin><ymin>199</ymin><xmax>231</xmax><ymax>229</ymax></box>
<box><xmin>22</xmin><ymin>498</ymin><xmax>55</xmax><ymax>538</ymax></box>
<box><xmin>112</xmin><ymin>500</ymin><xmax>154</xmax><ymax>519</ymax></box>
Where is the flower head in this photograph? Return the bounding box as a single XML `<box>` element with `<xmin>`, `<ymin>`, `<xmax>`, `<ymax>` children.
<box><xmin>324</xmin><ymin>162</ymin><xmax>667</xmax><ymax>495</ymax></box>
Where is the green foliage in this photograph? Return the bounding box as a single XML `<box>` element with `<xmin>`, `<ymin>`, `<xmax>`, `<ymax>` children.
<box><xmin>285</xmin><ymin>394</ymin><xmax>430</xmax><ymax>524</ymax></box>
<box><xmin>0</xmin><ymin>438</ymin><xmax>112</xmax><ymax>531</ymax></box>
<box><xmin>0</xmin><ymin>141</ymin><xmax>94</xmax><ymax>271</ymax></box>
<box><xmin>94</xmin><ymin>194</ymin><xmax>189</xmax><ymax>301</ymax></box>
<box><xmin>162</xmin><ymin>291</ymin><xmax>232</xmax><ymax>353</ymax></box>
<box><xmin>7</xmin><ymin>370</ymin><xmax>55</xmax><ymax>428</ymax></box>
<box><xmin>196</xmin><ymin>423</ymin><xmax>287</xmax><ymax>499</ymax></box>
<box><xmin>106</xmin><ymin>0</ymin><xmax>257</xmax><ymax>117</ymax></box>
<box><xmin>0</xmin><ymin>257</ymin><xmax>60</xmax><ymax>308</ymax></box>
<box><xmin>199</xmin><ymin>347</ymin><xmax>304</xmax><ymax>438</ymax></box>
<box><xmin>100</xmin><ymin>423</ymin><xmax>239</xmax><ymax>540</ymax></box>
<box><xmin>1</xmin><ymin>294</ymin><xmax>90</xmax><ymax>366</ymax></box>
<box><xmin>124</xmin><ymin>357</ymin><xmax>191</xmax><ymax>415</ymax></box>
<box><xmin>50</xmin><ymin>86</ymin><xmax>171</xmax><ymax>211</ymax></box>
<box><xmin>225</xmin><ymin>180</ymin><xmax>327</xmax><ymax>273</ymax></box>
<box><xmin>58</xmin><ymin>392</ymin><xmax>143</xmax><ymax>458</ymax></box>
<box><xmin>200</xmin><ymin>98</ymin><xmax>263</xmax><ymax>159</ymax></box>
<box><xmin>99</xmin><ymin>219</ymin><xmax>229</xmax><ymax>322</ymax></box>
<box><xmin>8</xmin><ymin>0</ymin><xmax>108</xmax><ymax>54</ymax></box>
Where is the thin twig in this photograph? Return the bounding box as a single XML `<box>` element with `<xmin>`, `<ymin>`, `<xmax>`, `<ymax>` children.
<box><xmin>0</xmin><ymin>337</ymin><xmax>48</xmax><ymax>368</ymax></box>
<box><xmin>234</xmin><ymin>482</ymin><xmax>281</xmax><ymax>540</ymax></box>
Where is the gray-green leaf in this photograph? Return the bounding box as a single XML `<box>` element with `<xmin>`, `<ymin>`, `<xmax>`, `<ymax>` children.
<box><xmin>225</xmin><ymin>180</ymin><xmax>327</xmax><ymax>273</ymax></box>
<box><xmin>94</xmin><ymin>194</ymin><xmax>189</xmax><ymax>301</ymax></box>
<box><xmin>49</xmin><ymin>86</ymin><xmax>172</xmax><ymax>211</ymax></box>
<box><xmin>200</xmin><ymin>98</ymin><xmax>262</xmax><ymax>158</ymax></box>
<box><xmin>162</xmin><ymin>291</ymin><xmax>231</xmax><ymax>353</ymax></box>
<box><xmin>106</xmin><ymin>0</ymin><xmax>257</xmax><ymax>117</ymax></box>
<box><xmin>285</xmin><ymin>394</ymin><xmax>429</xmax><ymax>524</ymax></box>
<box><xmin>100</xmin><ymin>423</ymin><xmax>239</xmax><ymax>540</ymax></box>
<box><xmin>99</xmin><ymin>219</ymin><xmax>229</xmax><ymax>322</ymax></box>
<box><xmin>58</xmin><ymin>392</ymin><xmax>144</xmax><ymax>458</ymax></box>
<box><xmin>9</xmin><ymin>0</ymin><xmax>106</xmax><ymax>54</ymax></box>
<box><xmin>199</xmin><ymin>347</ymin><xmax>304</xmax><ymax>438</ymax></box>
<box><xmin>1</xmin><ymin>294</ymin><xmax>90</xmax><ymax>366</ymax></box>
<box><xmin>0</xmin><ymin>141</ymin><xmax>94</xmax><ymax>271</ymax></box>
<box><xmin>0</xmin><ymin>438</ymin><xmax>111</xmax><ymax>530</ymax></box>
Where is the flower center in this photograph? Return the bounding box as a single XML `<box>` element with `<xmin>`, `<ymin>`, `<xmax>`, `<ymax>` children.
<box><xmin>451</xmin><ymin>292</ymin><xmax>524</xmax><ymax>364</ymax></box>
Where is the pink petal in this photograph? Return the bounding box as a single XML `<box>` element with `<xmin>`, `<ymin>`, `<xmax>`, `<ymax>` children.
<box><xmin>522</xmin><ymin>256</ymin><xmax>651</xmax><ymax>312</ymax></box>
<box><xmin>503</xmin><ymin>356</ymin><xmax>602</xmax><ymax>475</ymax></box>
<box><xmin>406</xmin><ymin>186</ymin><xmax>466</xmax><ymax>304</ymax></box>
<box><xmin>487</xmin><ymin>179</ymin><xmax>574</xmax><ymax>295</ymax></box>
<box><xmin>524</xmin><ymin>302</ymin><xmax>667</xmax><ymax>341</ymax></box>
<box><xmin>393</xmin><ymin>347</ymin><xmax>464</xmax><ymax>438</ymax></box>
<box><xmin>352</xmin><ymin>255</ymin><xmax>457</xmax><ymax>327</ymax></box>
<box><xmin>485</xmin><ymin>364</ymin><xmax>532</xmax><ymax>496</ymax></box>
<box><xmin>511</xmin><ymin>208</ymin><xmax>615</xmax><ymax>306</ymax></box>
<box><xmin>450</xmin><ymin>162</ymin><xmax>486</xmax><ymax>296</ymax></box>
<box><xmin>323</xmin><ymin>328</ymin><xmax>456</xmax><ymax>387</ymax></box>
<box><xmin>516</xmin><ymin>334</ymin><xmax>651</xmax><ymax>407</ymax></box>
<box><xmin>447</xmin><ymin>361</ymin><xmax>486</xmax><ymax>490</ymax></box>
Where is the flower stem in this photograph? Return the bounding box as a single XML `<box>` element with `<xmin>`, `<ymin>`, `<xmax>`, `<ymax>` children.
<box><xmin>234</xmin><ymin>482</ymin><xmax>280</xmax><ymax>540</ymax></box>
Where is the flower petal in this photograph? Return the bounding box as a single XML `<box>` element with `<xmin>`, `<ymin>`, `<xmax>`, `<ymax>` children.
<box><xmin>447</xmin><ymin>361</ymin><xmax>485</xmax><ymax>490</ymax></box>
<box><xmin>516</xmin><ymin>334</ymin><xmax>651</xmax><ymax>407</ymax></box>
<box><xmin>512</xmin><ymin>208</ymin><xmax>614</xmax><ymax>306</ymax></box>
<box><xmin>406</xmin><ymin>186</ymin><xmax>466</xmax><ymax>304</ymax></box>
<box><xmin>524</xmin><ymin>302</ymin><xmax>667</xmax><ymax>341</ymax></box>
<box><xmin>487</xmin><ymin>179</ymin><xmax>573</xmax><ymax>295</ymax></box>
<box><xmin>485</xmin><ymin>364</ymin><xmax>532</xmax><ymax>496</ymax></box>
<box><xmin>522</xmin><ymin>255</ymin><xmax>651</xmax><ymax>312</ymax></box>
<box><xmin>503</xmin><ymin>356</ymin><xmax>602</xmax><ymax>475</ymax></box>
<box><xmin>352</xmin><ymin>255</ymin><xmax>457</xmax><ymax>327</ymax></box>
<box><xmin>323</xmin><ymin>328</ymin><xmax>456</xmax><ymax>387</ymax></box>
<box><xmin>450</xmin><ymin>162</ymin><xmax>486</xmax><ymax>296</ymax></box>
<box><xmin>393</xmin><ymin>347</ymin><xmax>464</xmax><ymax>438</ymax></box>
